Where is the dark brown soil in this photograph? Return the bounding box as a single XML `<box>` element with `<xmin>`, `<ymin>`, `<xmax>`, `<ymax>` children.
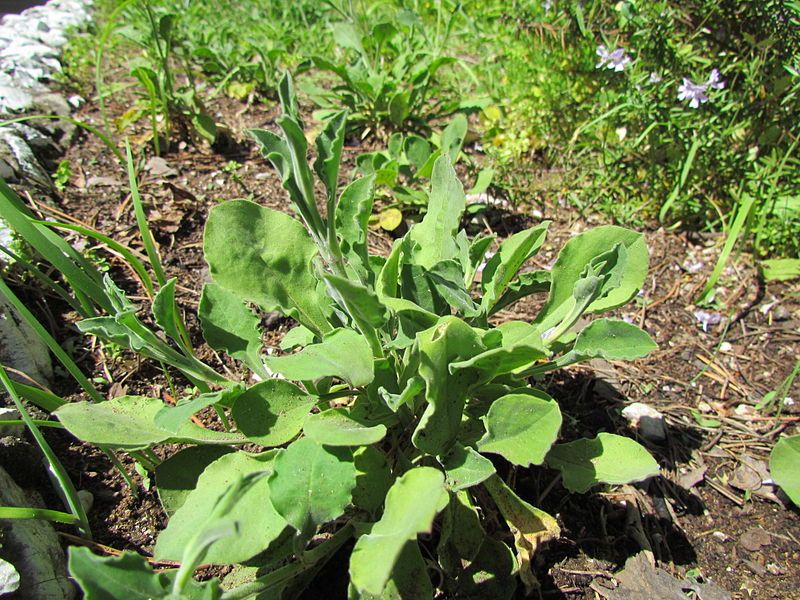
<box><xmin>5</xmin><ymin>75</ymin><xmax>799</xmax><ymax>599</ymax></box>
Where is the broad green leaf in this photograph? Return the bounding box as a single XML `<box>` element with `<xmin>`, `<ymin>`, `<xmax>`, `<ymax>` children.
<box><xmin>438</xmin><ymin>492</ymin><xmax>517</xmax><ymax>599</ymax></box>
<box><xmin>331</xmin><ymin>22</ymin><xmax>364</xmax><ymax>53</ymax></box>
<box><xmin>490</xmin><ymin>270</ymin><xmax>551</xmax><ymax>315</ymax></box>
<box><xmin>770</xmin><ymin>435</ymin><xmax>800</xmax><ymax>506</ymax></box>
<box><xmin>412</xmin><ymin>317</ymin><xmax>485</xmax><ymax>455</ymax></box>
<box><xmin>483</xmin><ymin>475</ymin><xmax>560</xmax><ymax>596</ymax></box>
<box><xmin>440</xmin><ymin>443</ymin><xmax>495</xmax><ymax>491</ymax></box>
<box><xmin>68</xmin><ymin>548</ymin><xmax>222</xmax><ymax>600</ymax></box>
<box><xmin>450</xmin><ymin>321</ymin><xmax>550</xmax><ymax>378</ymax></box>
<box><xmin>268</xmin><ymin>437</ymin><xmax>356</xmax><ymax>541</ymax></box>
<box><xmin>545</xmin><ymin>433</ymin><xmax>660</xmax><ymax>493</ymax></box>
<box><xmin>304</xmin><ymin>408</ymin><xmax>387</xmax><ymax>446</ymax></box>
<box><xmin>248</xmin><ymin>128</ymin><xmax>305</xmax><ymax>212</ymax></box>
<box><xmin>569</xmin><ymin>318</ymin><xmax>657</xmax><ymax>361</ymax></box>
<box><xmin>335</xmin><ymin>175</ymin><xmax>376</xmax><ymax>281</ymax></box>
<box><xmin>155</xmin><ymin>385</ymin><xmax>245</xmax><ymax>434</ymax></box>
<box><xmin>404</xmin><ymin>135</ymin><xmax>432</xmax><ymax>170</ymax></box>
<box><xmin>350</xmin><ymin>467</ymin><xmax>447</xmax><ymax>596</ymax></box>
<box><xmin>323</xmin><ymin>274</ymin><xmax>389</xmax><ymax>329</ymax></box>
<box><xmin>204</xmin><ymin>200</ymin><xmax>332</xmax><ymax>335</ymax></box>
<box><xmin>352</xmin><ymin>541</ymin><xmax>433</xmax><ymax>600</ymax></box>
<box><xmin>462</xmin><ymin>233</ymin><xmax>496</xmax><ymax>287</ymax></box>
<box><xmin>55</xmin><ymin>397</ymin><xmax>244</xmax><ymax>450</ymax></box>
<box><xmin>231</xmin><ymin>380</ymin><xmax>314</xmax><ymax>447</ymax></box>
<box><xmin>265</xmin><ymin>328</ymin><xmax>374</xmax><ymax>387</ymax></box>
<box><xmin>441</xmin><ymin>113</ymin><xmax>468</xmax><ymax>163</ymax></box>
<box><xmin>477</xmin><ymin>392</ymin><xmax>562</xmax><ymax>466</ymax></box>
<box><xmin>426</xmin><ymin>260</ymin><xmax>480</xmax><ymax>316</ymax></box>
<box><xmin>192</xmin><ymin>112</ymin><xmax>217</xmax><ymax>143</ymax></box>
<box><xmin>437</xmin><ymin>492</ymin><xmax>484</xmax><ymax>574</ymax></box>
<box><xmin>480</xmin><ymin>223</ymin><xmax>549</xmax><ymax>313</ymax></box>
<box><xmin>155</xmin><ymin>445</ymin><xmax>234</xmax><ymax>516</ymax></box>
<box><xmin>534</xmin><ymin>226</ymin><xmax>647</xmax><ymax>332</ymax></box>
<box><xmin>388</xmin><ymin>91</ymin><xmax>411</xmax><ymax>126</ymax></box>
<box><xmin>408</xmin><ymin>156</ymin><xmax>465</xmax><ymax>269</ymax></box>
<box><xmin>313</xmin><ymin>110</ymin><xmax>347</xmax><ymax>202</ymax></box>
<box><xmin>198</xmin><ymin>283</ymin><xmax>265</xmax><ymax>376</ymax></box>
<box><xmin>760</xmin><ymin>258</ymin><xmax>800</xmax><ymax>282</ymax></box>
<box><xmin>353</xmin><ymin>446</ymin><xmax>393</xmax><ymax>514</ymax></box>
<box><xmin>155</xmin><ymin>452</ymin><xmax>287</xmax><ymax>564</ymax></box>
<box><xmin>152</xmin><ymin>278</ymin><xmax>183</xmax><ymax>346</ymax></box>
<box><xmin>279</xmin><ymin>325</ymin><xmax>316</xmax><ymax>351</ymax></box>
<box><xmin>468</xmin><ymin>168</ymin><xmax>495</xmax><ymax>195</ymax></box>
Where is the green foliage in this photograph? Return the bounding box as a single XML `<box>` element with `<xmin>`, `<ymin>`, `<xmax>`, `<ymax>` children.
<box><xmin>305</xmin><ymin>2</ymin><xmax>469</xmax><ymax>135</ymax></box>
<box><xmin>478</xmin><ymin>0</ymin><xmax>800</xmax><ymax>259</ymax></box>
<box><xmin>770</xmin><ymin>434</ymin><xmax>800</xmax><ymax>507</ymax></box>
<box><xmin>56</xmin><ymin>78</ymin><xmax>658</xmax><ymax>598</ymax></box>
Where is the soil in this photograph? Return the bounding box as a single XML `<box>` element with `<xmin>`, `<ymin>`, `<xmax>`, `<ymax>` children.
<box><xmin>4</xmin><ymin>70</ymin><xmax>799</xmax><ymax>599</ymax></box>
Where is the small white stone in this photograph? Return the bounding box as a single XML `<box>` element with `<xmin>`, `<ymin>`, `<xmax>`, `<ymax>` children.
<box><xmin>77</xmin><ymin>490</ymin><xmax>93</xmax><ymax>513</ymax></box>
<box><xmin>712</xmin><ymin>531</ymin><xmax>728</xmax><ymax>542</ymax></box>
<box><xmin>719</xmin><ymin>341</ymin><xmax>732</xmax><ymax>352</ymax></box>
<box><xmin>622</xmin><ymin>402</ymin><xmax>667</xmax><ymax>442</ymax></box>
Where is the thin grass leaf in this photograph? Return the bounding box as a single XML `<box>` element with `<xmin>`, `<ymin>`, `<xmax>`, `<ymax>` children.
<box><xmin>0</xmin><ymin>506</ymin><xmax>81</xmax><ymax>525</ymax></box>
<box><xmin>125</xmin><ymin>140</ymin><xmax>168</xmax><ymax>289</ymax></box>
<box><xmin>0</xmin><ymin>366</ymin><xmax>91</xmax><ymax>537</ymax></box>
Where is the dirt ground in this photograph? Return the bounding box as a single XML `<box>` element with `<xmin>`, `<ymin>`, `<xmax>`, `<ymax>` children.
<box><xmin>5</xmin><ymin>79</ymin><xmax>799</xmax><ymax>599</ymax></box>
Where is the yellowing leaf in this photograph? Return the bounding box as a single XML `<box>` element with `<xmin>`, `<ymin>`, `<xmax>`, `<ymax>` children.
<box><xmin>379</xmin><ymin>208</ymin><xmax>403</xmax><ymax>231</ymax></box>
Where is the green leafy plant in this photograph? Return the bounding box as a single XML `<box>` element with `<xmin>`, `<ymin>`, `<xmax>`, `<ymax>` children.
<box><xmin>355</xmin><ymin>113</ymin><xmax>493</xmax><ymax>229</ymax></box>
<box><xmin>51</xmin><ymin>75</ymin><xmax>659</xmax><ymax>598</ymax></box>
<box><xmin>306</xmin><ymin>2</ymin><xmax>471</xmax><ymax>136</ymax></box>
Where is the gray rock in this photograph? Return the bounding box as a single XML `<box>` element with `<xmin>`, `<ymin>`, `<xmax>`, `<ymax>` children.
<box><xmin>6</xmin><ymin>123</ymin><xmax>57</xmax><ymax>155</ymax></box>
<box><xmin>0</xmin><ymin>557</ymin><xmax>20</xmax><ymax>595</ymax></box>
<box><xmin>0</xmin><ymin>466</ymin><xmax>75</xmax><ymax>599</ymax></box>
<box><xmin>0</xmin><ymin>293</ymin><xmax>53</xmax><ymax>387</ymax></box>
<box><xmin>0</xmin><ymin>85</ymin><xmax>33</xmax><ymax>113</ymax></box>
<box><xmin>0</xmin><ymin>158</ymin><xmax>15</xmax><ymax>181</ymax></box>
<box><xmin>0</xmin><ymin>132</ymin><xmax>54</xmax><ymax>192</ymax></box>
<box><xmin>0</xmin><ymin>407</ymin><xmax>24</xmax><ymax>438</ymax></box>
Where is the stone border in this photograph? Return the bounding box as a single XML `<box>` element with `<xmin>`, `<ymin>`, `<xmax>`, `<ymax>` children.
<box><xmin>1</xmin><ymin>3</ymin><xmax>95</xmax><ymax>598</ymax></box>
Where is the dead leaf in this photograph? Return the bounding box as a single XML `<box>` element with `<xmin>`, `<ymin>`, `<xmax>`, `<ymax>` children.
<box><xmin>730</xmin><ymin>456</ymin><xmax>770</xmax><ymax>492</ymax></box>
<box><xmin>483</xmin><ymin>475</ymin><xmax>560</xmax><ymax>596</ymax></box>
<box><xmin>145</xmin><ymin>156</ymin><xmax>177</xmax><ymax>178</ymax></box>
<box><xmin>677</xmin><ymin>466</ymin><xmax>707</xmax><ymax>490</ymax></box>
<box><xmin>739</xmin><ymin>528</ymin><xmax>771</xmax><ymax>552</ymax></box>
<box><xmin>592</xmin><ymin>552</ymin><xmax>730</xmax><ymax>600</ymax></box>
<box><xmin>164</xmin><ymin>182</ymin><xmax>198</xmax><ymax>202</ymax></box>
<box><xmin>86</xmin><ymin>176</ymin><xmax>121</xmax><ymax>188</ymax></box>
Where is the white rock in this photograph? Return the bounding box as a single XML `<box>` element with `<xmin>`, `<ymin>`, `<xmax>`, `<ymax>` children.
<box><xmin>622</xmin><ymin>402</ymin><xmax>667</xmax><ymax>442</ymax></box>
<box><xmin>0</xmin><ymin>85</ymin><xmax>33</xmax><ymax>112</ymax></box>
<box><xmin>77</xmin><ymin>489</ymin><xmax>94</xmax><ymax>513</ymax></box>
<box><xmin>0</xmin><ymin>557</ymin><xmax>20</xmax><ymax>595</ymax></box>
<box><xmin>0</xmin><ymin>293</ymin><xmax>53</xmax><ymax>386</ymax></box>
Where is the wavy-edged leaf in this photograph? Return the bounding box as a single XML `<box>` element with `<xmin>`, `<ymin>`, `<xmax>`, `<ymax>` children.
<box><xmin>349</xmin><ymin>467</ymin><xmax>447</xmax><ymax>596</ymax></box>
<box><xmin>155</xmin><ymin>451</ymin><xmax>287</xmax><ymax>564</ymax></box>
<box><xmin>323</xmin><ymin>274</ymin><xmax>389</xmax><ymax>329</ymax></box>
<box><xmin>198</xmin><ymin>283</ymin><xmax>265</xmax><ymax>376</ymax></box>
<box><xmin>55</xmin><ymin>397</ymin><xmax>245</xmax><ymax>450</ymax></box>
<box><xmin>535</xmin><ymin>226</ymin><xmax>647</xmax><ymax>332</ymax></box>
<box><xmin>450</xmin><ymin>321</ymin><xmax>549</xmax><ymax>378</ymax></box>
<box><xmin>477</xmin><ymin>392</ymin><xmax>562</xmax><ymax>466</ymax></box>
<box><xmin>265</xmin><ymin>328</ymin><xmax>374</xmax><ymax>387</ymax></box>
<box><xmin>412</xmin><ymin>317</ymin><xmax>485</xmax><ymax>455</ymax></box>
<box><xmin>440</xmin><ymin>443</ymin><xmax>495</xmax><ymax>491</ymax></box>
<box><xmin>480</xmin><ymin>223</ymin><xmax>549</xmax><ymax>313</ymax></box>
<box><xmin>204</xmin><ymin>200</ymin><xmax>332</xmax><ymax>335</ymax></box>
<box><xmin>408</xmin><ymin>155</ymin><xmax>465</xmax><ymax>269</ymax></box>
<box><xmin>545</xmin><ymin>433</ymin><xmax>660</xmax><ymax>493</ymax></box>
<box><xmin>68</xmin><ymin>547</ymin><xmax>221</xmax><ymax>599</ymax></box>
<box><xmin>304</xmin><ymin>408</ymin><xmax>387</xmax><ymax>446</ymax></box>
<box><xmin>353</xmin><ymin>446</ymin><xmax>393</xmax><ymax>514</ymax></box>
<box><xmin>335</xmin><ymin>175</ymin><xmax>376</xmax><ymax>282</ymax></box>
<box><xmin>231</xmin><ymin>380</ymin><xmax>314</xmax><ymax>447</ymax></box>
<box><xmin>268</xmin><ymin>438</ymin><xmax>356</xmax><ymax>541</ymax></box>
<box><xmin>569</xmin><ymin>318</ymin><xmax>657</xmax><ymax>361</ymax></box>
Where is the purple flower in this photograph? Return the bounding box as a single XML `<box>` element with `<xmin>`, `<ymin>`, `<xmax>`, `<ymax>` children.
<box><xmin>649</xmin><ymin>72</ymin><xmax>663</xmax><ymax>84</ymax></box>
<box><xmin>678</xmin><ymin>78</ymin><xmax>709</xmax><ymax>108</ymax></box>
<box><xmin>707</xmin><ymin>68</ymin><xmax>725</xmax><ymax>90</ymax></box>
<box><xmin>694</xmin><ymin>310</ymin><xmax>722</xmax><ymax>332</ymax></box>
<box><xmin>596</xmin><ymin>45</ymin><xmax>631</xmax><ymax>72</ymax></box>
